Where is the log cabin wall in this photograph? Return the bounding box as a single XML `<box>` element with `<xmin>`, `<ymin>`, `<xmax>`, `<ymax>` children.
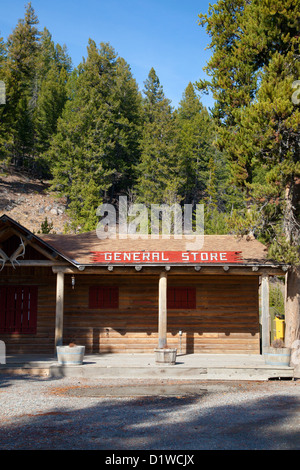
<box><xmin>0</xmin><ymin>270</ymin><xmax>260</xmax><ymax>355</ymax></box>
<box><xmin>63</xmin><ymin>273</ymin><xmax>260</xmax><ymax>355</ymax></box>
<box><xmin>0</xmin><ymin>266</ymin><xmax>56</xmax><ymax>354</ymax></box>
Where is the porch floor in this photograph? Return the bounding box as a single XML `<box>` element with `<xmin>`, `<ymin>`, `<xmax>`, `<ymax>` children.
<box><xmin>1</xmin><ymin>352</ymin><xmax>295</xmax><ymax>381</ymax></box>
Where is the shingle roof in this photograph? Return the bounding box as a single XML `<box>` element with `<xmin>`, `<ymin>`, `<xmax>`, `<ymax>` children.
<box><xmin>1</xmin><ymin>214</ymin><xmax>283</xmax><ymax>267</ymax></box>
<box><xmin>41</xmin><ymin>230</ymin><xmax>272</xmax><ymax>266</ymax></box>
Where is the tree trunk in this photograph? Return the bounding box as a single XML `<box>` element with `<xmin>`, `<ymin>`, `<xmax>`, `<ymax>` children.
<box><xmin>285</xmin><ymin>267</ymin><xmax>300</xmax><ymax>367</ymax></box>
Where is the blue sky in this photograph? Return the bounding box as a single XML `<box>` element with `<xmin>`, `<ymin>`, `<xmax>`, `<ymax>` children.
<box><xmin>0</xmin><ymin>0</ymin><xmax>214</xmax><ymax>109</ymax></box>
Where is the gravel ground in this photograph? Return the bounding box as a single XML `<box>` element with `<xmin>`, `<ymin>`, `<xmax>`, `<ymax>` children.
<box><xmin>0</xmin><ymin>374</ymin><xmax>299</xmax><ymax>451</ymax></box>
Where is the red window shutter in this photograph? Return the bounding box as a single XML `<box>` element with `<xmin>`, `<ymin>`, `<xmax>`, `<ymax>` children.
<box><xmin>97</xmin><ymin>286</ymin><xmax>103</xmax><ymax>307</ymax></box>
<box><xmin>14</xmin><ymin>286</ymin><xmax>23</xmax><ymax>333</ymax></box>
<box><xmin>177</xmin><ymin>288</ymin><xmax>187</xmax><ymax>308</ymax></box>
<box><xmin>110</xmin><ymin>287</ymin><xmax>119</xmax><ymax>309</ymax></box>
<box><xmin>89</xmin><ymin>286</ymin><xmax>119</xmax><ymax>309</ymax></box>
<box><xmin>103</xmin><ymin>288</ymin><xmax>110</xmax><ymax>308</ymax></box>
<box><xmin>0</xmin><ymin>287</ymin><xmax>6</xmax><ymax>332</ymax></box>
<box><xmin>21</xmin><ymin>286</ymin><xmax>30</xmax><ymax>332</ymax></box>
<box><xmin>27</xmin><ymin>286</ymin><xmax>38</xmax><ymax>334</ymax></box>
<box><xmin>167</xmin><ymin>287</ymin><xmax>175</xmax><ymax>309</ymax></box>
<box><xmin>0</xmin><ymin>286</ymin><xmax>38</xmax><ymax>334</ymax></box>
<box><xmin>89</xmin><ymin>286</ymin><xmax>98</xmax><ymax>309</ymax></box>
<box><xmin>187</xmin><ymin>288</ymin><xmax>196</xmax><ymax>309</ymax></box>
<box><xmin>6</xmin><ymin>286</ymin><xmax>15</xmax><ymax>333</ymax></box>
<box><xmin>167</xmin><ymin>287</ymin><xmax>196</xmax><ymax>309</ymax></box>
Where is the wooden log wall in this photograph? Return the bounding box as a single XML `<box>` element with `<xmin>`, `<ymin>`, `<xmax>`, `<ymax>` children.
<box><xmin>0</xmin><ymin>266</ymin><xmax>56</xmax><ymax>354</ymax></box>
<box><xmin>0</xmin><ymin>270</ymin><xmax>260</xmax><ymax>355</ymax></box>
<box><xmin>63</xmin><ymin>274</ymin><xmax>260</xmax><ymax>355</ymax></box>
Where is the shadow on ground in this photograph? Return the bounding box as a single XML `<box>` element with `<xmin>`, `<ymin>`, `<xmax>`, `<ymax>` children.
<box><xmin>0</xmin><ymin>374</ymin><xmax>299</xmax><ymax>450</ymax></box>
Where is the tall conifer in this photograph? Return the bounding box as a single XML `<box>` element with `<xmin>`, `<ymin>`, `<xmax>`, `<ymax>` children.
<box><xmin>175</xmin><ymin>82</ymin><xmax>221</xmax><ymax>206</ymax></box>
<box><xmin>135</xmin><ymin>68</ymin><xmax>179</xmax><ymax>205</ymax></box>
<box><xmin>47</xmin><ymin>41</ymin><xmax>142</xmax><ymax>230</ymax></box>
<box><xmin>198</xmin><ymin>0</ymin><xmax>300</xmax><ymax>351</ymax></box>
<box><xmin>1</xmin><ymin>2</ymin><xmax>40</xmax><ymax>168</ymax></box>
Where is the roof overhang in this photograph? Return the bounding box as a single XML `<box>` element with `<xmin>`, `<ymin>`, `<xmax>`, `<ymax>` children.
<box><xmin>0</xmin><ymin>215</ymin><xmax>290</xmax><ymax>274</ymax></box>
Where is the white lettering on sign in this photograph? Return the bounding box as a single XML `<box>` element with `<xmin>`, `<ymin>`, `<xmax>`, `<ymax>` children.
<box><xmin>92</xmin><ymin>251</ymin><xmax>239</xmax><ymax>263</ymax></box>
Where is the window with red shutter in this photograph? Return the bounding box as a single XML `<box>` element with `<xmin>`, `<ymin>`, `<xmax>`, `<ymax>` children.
<box><xmin>89</xmin><ymin>286</ymin><xmax>119</xmax><ymax>309</ymax></box>
<box><xmin>0</xmin><ymin>286</ymin><xmax>38</xmax><ymax>334</ymax></box>
<box><xmin>167</xmin><ymin>287</ymin><xmax>196</xmax><ymax>309</ymax></box>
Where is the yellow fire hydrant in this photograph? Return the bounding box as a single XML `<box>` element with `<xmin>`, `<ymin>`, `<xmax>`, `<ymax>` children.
<box><xmin>274</xmin><ymin>317</ymin><xmax>285</xmax><ymax>341</ymax></box>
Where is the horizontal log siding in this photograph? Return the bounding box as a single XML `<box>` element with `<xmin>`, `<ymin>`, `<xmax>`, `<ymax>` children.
<box><xmin>0</xmin><ymin>266</ymin><xmax>56</xmax><ymax>354</ymax></box>
<box><xmin>0</xmin><ymin>271</ymin><xmax>260</xmax><ymax>354</ymax></box>
<box><xmin>63</xmin><ymin>274</ymin><xmax>260</xmax><ymax>355</ymax></box>
<box><xmin>63</xmin><ymin>275</ymin><xmax>158</xmax><ymax>354</ymax></box>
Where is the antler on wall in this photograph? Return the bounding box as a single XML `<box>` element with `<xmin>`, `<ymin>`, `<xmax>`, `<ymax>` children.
<box><xmin>10</xmin><ymin>237</ymin><xmax>26</xmax><ymax>269</ymax></box>
<box><xmin>0</xmin><ymin>248</ymin><xmax>9</xmax><ymax>271</ymax></box>
<box><xmin>0</xmin><ymin>237</ymin><xmax>26</xmax><ymax>271</ymax></box>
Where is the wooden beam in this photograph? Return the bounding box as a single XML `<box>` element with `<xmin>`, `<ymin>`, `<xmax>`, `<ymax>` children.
<box><xmin>13</xmin><ymin>260</ymin><xmax>68</xmax><ymax>266</ymax></box>
<box><xmin>158</xmin><ymin>271</ymin><xmax>167</xmax><ymax>349</ymax></box>
<box><xmin>261</xmin><ymin>274</ymin><xmax>270</xmax><ymax>352</ymax></box>
<box><xmin>51</xmin><ymin>265</ymin><xmax>284</xmax><ymax>276</ymax></box>
<box><xmin>0</xmin><ymin>227</ymin><xmax>13</xmax><ymax>241</ymax></box>
<box><xmin>26</xmin><ymin>239</ymin><xmax>59</xmax><ymax>261</ymax></box>
<box><xmin>55</xmin><ymin>270</ymin><xmax>65</xmax><ymax>351</ymax></box>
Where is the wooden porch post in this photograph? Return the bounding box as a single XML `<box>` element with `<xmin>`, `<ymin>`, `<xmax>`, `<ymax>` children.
<box><xmin>158</xmin><ymin>271</ymin><xmax>167</xmax><ymax>349</ymax></box>
<box><xmin>55</xmin><ymin>269</ymin><xmax>64</xmax><ymax>351</ymax></box>
<box><xmin>261</xmin><ymin>274</ymin><xmax>270</xmax><ymax>353</ymax></box>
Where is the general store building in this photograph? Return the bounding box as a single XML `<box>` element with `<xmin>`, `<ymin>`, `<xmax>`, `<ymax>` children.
<box><xmin>0</xmin><ymin>214</ymin><xmax>288</xmax><ymax>357</ymax></box>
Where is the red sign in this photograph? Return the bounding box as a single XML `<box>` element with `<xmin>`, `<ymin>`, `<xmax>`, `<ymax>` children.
<box><xmin>91</xmin><ymin>251</ymin><xmax>242</xmax><ymax>264</ymax></box>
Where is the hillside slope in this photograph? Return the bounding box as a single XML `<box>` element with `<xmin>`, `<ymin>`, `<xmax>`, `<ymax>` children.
<box><xmin>0</xmin><ymin>169</ymin><xmax>74</xmax><ymax>234</ymax></box>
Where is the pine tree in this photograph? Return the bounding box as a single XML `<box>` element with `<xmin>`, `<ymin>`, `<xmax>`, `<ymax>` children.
<box><xmin>0</xmin><ymin>34</ymin><xmax>8</xmax><ymax>161</ymax></box>
<box><xmin>47</xmin><ymin>41</ymin><xmax>142</xmax><ymax>231</ymax></box>
<box><xmin>107</xmin><ymin>56</ymin><xmax>143</xmax><ymax>197</ymax></box>
<box><xmin>35</xmin><ymin>28</ymin><xmax>72</xmax><ymax>79</ymax></box>
<box><xmin>198</xmin><ymin>0</ymin><xmax>300</xmax><ymax>256</ymax></box>
<box><xmin>0</xmin><ymin>5</ymin><xmax>72</xmax><ymax>174</ymax></box>
<box><xmin>0</xmin><ymin>34</ymin><xmax>5</xmax><ymax>70</ymax></box>
<box><xmin>175</xmin><ymin>82</ymin><xmax>222</xmax><ymax>206</ymax></box>
<box><xmin>34</xmin><ymin>63</ymin><xmax>68</xmax><ymax>167</ymax></box>
<box><xmin>198</xmin><ymin>0</ymin><xmax>300</xmax><ymax>351</ymax></box>
<box><xmin>134</xmin><ymin>68</ymin><xmax>179</xmax><ymax>205</ymax></box>
<box><xmin>175</xmin><ymin>82</ymin><xmax>237</xmax><ymax>234</ymax></box>
<box><xmin>1</xmin><ymin>2</ymin><xmax>40</xmax><ymax>168</ymax></box>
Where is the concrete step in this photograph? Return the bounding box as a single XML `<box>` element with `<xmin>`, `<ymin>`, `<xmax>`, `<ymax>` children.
<box><xmin>47</xmin><ymin>364</ymin><xmax>294</xmax><ymax>381</ymax></box>
<box><xmin>0</xmin><ymin>353</ymin><xmax>295</xmax><ymax>381</ymax></box>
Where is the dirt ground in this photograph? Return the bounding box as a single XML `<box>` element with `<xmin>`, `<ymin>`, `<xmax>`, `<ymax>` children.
<box><xmin>0</xmin><ymin>375</ymin><xmax>299</xmax><ymax>451</ymax></box>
